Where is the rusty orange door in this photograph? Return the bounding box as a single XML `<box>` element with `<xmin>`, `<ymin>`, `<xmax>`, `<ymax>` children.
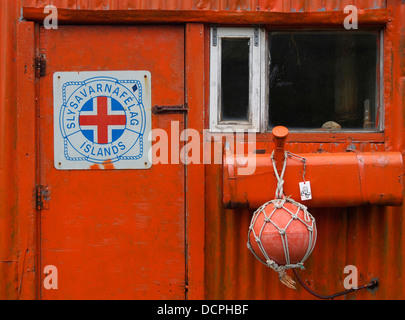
<box><xmin>38</xmin><ymin>25</ymin><xmax>186</xmax><ymax>299</ymax></box>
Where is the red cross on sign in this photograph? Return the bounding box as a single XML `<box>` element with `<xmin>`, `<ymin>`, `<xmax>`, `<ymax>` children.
<box><xmin>79</xmin><ymin>96</ymin><xmax>127</xmax><ymax>144</ymax></box>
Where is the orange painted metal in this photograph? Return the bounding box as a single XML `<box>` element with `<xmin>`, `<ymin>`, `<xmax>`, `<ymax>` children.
<box><xmin>21</xmin><ymin>7</ymin><xmax>389</xmax><ymax>26</ymax></box>
<box><xmin>0</xmin><ymin>0</ymin><xmax>19</xmax><ymax>300</ymax></box>
<box><xmin>272</xmin><ymin>126</ymin><xmax>288</xmax><ymax>173</ymax></box>
<box><xmin>16</xmin><ymin>21</ymin><xmax>38</xmax><ymax>300</ymax></box>
<box><xmin>204</xmin><ymin>0</ymin><xmax>405</xmax><ymax>300</ymax></box>
<box><xmin>0</xmin><ymin>0</ymin><xmax>404</xmax><ymax>301</ymax></box>
<box><xmin>19</xmin><ymin>0</ymin><xmax>387</xmax><ymax>11</ymax></box>
<box><xmin>38</xmin><ymin>25</ymin><xmax>187</xmax><ymax>299</ymax></box>
<box><xmin>185</xmin><ymin>23</ymin><xmax>205</xmax><ymax>300</ymax></box>
<box><xmin>224</xmin><ymin>151</ymin><xmax>403</xmax><ymax>208</ymax></box>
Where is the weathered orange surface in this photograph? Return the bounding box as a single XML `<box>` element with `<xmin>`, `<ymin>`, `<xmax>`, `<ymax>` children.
<box><xmin>0</xmin><ymin>0</ymin><xmax>404</xmax><ymax>300</ymax></box>
<box><xmin>19</xmin><ymin>0</ymin><xmax>387</xmax><ymax>11</ymax></box>
<box><xmin>22</xmin><ymin>7</ymin><xmax>389</xmax><ymax>25</ymax></box>
<box><xmin>38</xmin><ymin>25</ymin><xmax>186</xmax><ymax>300</ymax></box>
<box><xmin>224</xmin><ymin>151</ymin><xmax>403</xmax><ymax>208</ymax></box>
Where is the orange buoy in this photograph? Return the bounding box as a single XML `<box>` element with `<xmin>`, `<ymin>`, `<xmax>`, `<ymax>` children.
<box><xmin>248</xmin><ymin>198</ymin><xmax>317</xmax><ymax>266</ymax></box>
<box><xmin>247</xmin><ymin>127</ymin><xmax>317</xmax><ymax>289</ymax></box>
<box><xmin>247</xmin><ymin>197</ymin><xmax>317</xmax><ymax>289</ymax></box>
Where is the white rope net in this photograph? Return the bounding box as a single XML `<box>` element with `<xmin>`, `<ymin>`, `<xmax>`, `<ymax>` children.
<box><xmin>247</xmin><ymin>151</ymin><xmax>317</xmax><ymax>289</ymax></box>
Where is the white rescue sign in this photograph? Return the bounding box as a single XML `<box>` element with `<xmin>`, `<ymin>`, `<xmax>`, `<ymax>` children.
<box><xmin>53</xmin><ymin>71</ymin><xmax>152</xmax><ymax>170</ymax></box>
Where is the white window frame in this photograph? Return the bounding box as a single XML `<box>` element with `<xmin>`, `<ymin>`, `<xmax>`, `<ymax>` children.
<box><xmin>209</xmin><ymin>27</ymin><xmax>264</xmax><ymax>132</ymax></box>
<box><xmin>210</xmin><ymin>27</ymin><xmax>384</xmax><ymax>133</ymax></box>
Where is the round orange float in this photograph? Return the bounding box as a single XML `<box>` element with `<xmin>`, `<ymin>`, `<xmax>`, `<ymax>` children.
<box><xmin>247</xmin><ymin>127</ymin><xmax>317</xmax><ymax>289</ymax></box>
<box><xmin>248</xmin><ymin>198</ymin><xmax>317</xmax><ymax>266</ymax></box>
<box><xmin>247</xmin><ymin>197</ymin><xmax>317</xmax><ymax>289</ymax></box>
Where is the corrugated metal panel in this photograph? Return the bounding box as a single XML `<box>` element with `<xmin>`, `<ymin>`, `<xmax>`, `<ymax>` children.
<box><xmin>20</xmin><ymin>0</ymin><xmax>387</xmax><ymax>11</ymax></box>
<box><xmin>205</xmin><ymin>143</ymin><xmax>405</xmax><ymax>299</ymax></box>
<box><xmin>0</xmin><ymin>0</ymin><xmax>401</xmax><ymax>300</ymax></box>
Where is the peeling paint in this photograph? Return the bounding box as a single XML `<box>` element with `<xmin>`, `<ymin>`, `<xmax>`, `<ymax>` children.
<box><xmin>90</xmin><ymin>163</ymin><xmax>101</xmax><ymax>170</ymax></box>
<box><xmin>0</xmin><ymin>0</ymin><xmax>403</xmax><ymax>301</ymax></box>
<box><xmin>102</xmin><ymin>159</ymin><xmax>115</xmax><ymax>170</ymax></box>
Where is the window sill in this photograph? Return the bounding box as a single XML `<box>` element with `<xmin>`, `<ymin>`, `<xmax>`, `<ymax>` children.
<box><xmin>206</xmin><ymin>130</ymin><xmax>385</xmax><ymax>143</ymax></box>
<box><xmin>255</xmin><ymin>131</ymin><xmax>385</xmax><ymax>143</ymax></box>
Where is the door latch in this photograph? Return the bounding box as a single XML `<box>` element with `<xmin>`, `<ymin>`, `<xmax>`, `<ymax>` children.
<box><xmin>35</xmin><ymin>54</ymin><xmax>46</xmax><ymax>78</ymax></box>
<box><xmin>152</xmin><ymin>104</ymin><xmax>189</xmax><ymax>114</ymax></box>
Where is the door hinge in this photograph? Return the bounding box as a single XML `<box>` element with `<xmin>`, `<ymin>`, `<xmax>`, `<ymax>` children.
<box><xmin>152</xmin><ymin>104</ymin><xmax>189</xmax><ymax>114</ymax></box>
<box><xmin>36</xmin><ymin>185</ymin><xmax>50</xmax><ymax>211</ymax></box>
<box><xmin>212</xmin><ymin>27</ymin><xmax>218</xmax><ymax>47</ymax></box>
<box><xmin>254</xmin><ymin>28</ymin><xmax>260</xmax><ymax>47</ymax></box>
<box><xmin>35</xmin><ymin>54</ymin><xmax>46</xmax><ymax>78</ymax></box>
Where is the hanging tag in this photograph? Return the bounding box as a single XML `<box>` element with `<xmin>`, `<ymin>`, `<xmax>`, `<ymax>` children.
<box><xmin>299</xmin><ymin>181</ymin><xmax>312</xmax><ymax>201</ymax></box>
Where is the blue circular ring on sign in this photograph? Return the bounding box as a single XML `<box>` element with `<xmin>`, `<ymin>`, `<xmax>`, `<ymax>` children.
<box><xmin>78</xmin><ymin>96</ymin><xmax>127</xmax><ymax>145</ymax></box>
<box><xmin>60</xmin><ymin>76</ymin><xmax>146</xmax><ymax>164</ymax></box>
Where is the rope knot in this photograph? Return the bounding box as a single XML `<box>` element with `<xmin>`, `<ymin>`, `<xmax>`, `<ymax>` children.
<box><xmin>271</xmin><ymin>151</ymin><xmax>288</xmax><ymax>199</ymax></box>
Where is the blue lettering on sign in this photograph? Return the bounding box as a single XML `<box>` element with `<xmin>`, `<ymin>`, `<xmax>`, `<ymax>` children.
<box><xmin>59</xmin><ymin>76</ymin><xmax>146</xmax><ymax>164</ymax></box>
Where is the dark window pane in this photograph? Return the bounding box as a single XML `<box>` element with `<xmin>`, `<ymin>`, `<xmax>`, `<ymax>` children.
<box><xmin>268</xmin><ymin>32</ymin><xmax>379</xmax><ymax>130</ymax></box>
<box><xmin>221</xmin><ymin>38</ymin><xmax>250</xmax><ymax>122</ymax></box>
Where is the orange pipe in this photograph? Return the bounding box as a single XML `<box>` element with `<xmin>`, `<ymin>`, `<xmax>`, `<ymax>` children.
<box><xmin>272</xmin><ymin>126</ymin><xmax>289</xmax><ymax>173</ymax></box>
<box><xmin>223</xmin><ymin>151</ymin><xmax>403</xmax><ymax>208</ymax></box>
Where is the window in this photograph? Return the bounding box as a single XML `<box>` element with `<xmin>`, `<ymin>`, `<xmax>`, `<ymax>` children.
<box><xmin>210</xmin><ymin>27</ymin><xmax>383</xmax><ymax>133</ymax></box>
<box><xmin>209</xmin><ymin>28</ymin><xmax>263</xmax><ymax>132</ymax></box>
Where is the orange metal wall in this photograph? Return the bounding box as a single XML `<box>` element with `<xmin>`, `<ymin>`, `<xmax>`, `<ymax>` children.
<box><xmin>1</xmin><ymin>0</ymin><xmax>405</xmax><ymax>300</ymax></box>
<box><xmin>19</xmin><ymin>0</ymin><xmax>387</xmax><ymax>11</ymax></box>
<box><xmin>0</xmin><ymin>0</ymin><xmax>19</xmax><ymax>300</ymax></box>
